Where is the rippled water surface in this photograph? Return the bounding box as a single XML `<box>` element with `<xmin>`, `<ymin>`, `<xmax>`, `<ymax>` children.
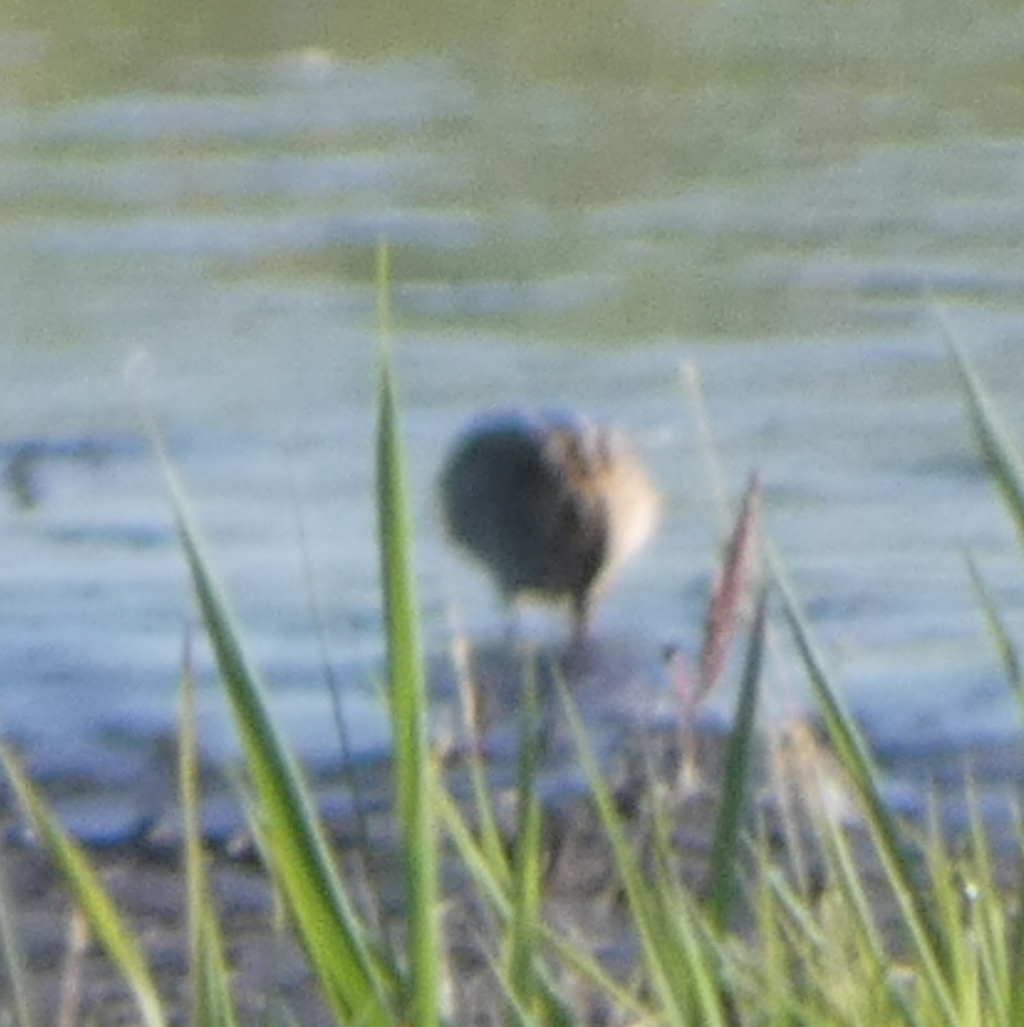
<box><xmin>4</xmin><ymin>0</ymin><xmax>1024</xmax><ymax>820</ymax></box>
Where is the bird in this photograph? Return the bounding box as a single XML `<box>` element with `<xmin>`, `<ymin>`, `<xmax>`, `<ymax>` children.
<box><xmin>438</xmin><ymin>409</ymin><xmax>660</xmax><ymax>643</ymax></box>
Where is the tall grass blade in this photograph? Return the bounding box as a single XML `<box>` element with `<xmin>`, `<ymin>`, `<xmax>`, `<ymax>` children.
<box><xmin>1009</xmin><ymin>819</ymin><xmax>1024</xmax><ymax>1025</ymax></box>
<box><xmin>503</xmin><ymin>659</ymin><xmax>553</xmax><ymax>1022</ymax></box>
<box><xmin>449</xmin><ymin>631</ymin><xmax>512</xmax><ymax>886</ymax></box>
<box><xmin>560</xmin><ymin>689</ymin><xmax>730</xmax><ymax>1027</ymax></box>
<box><xmin>963</xmin><ymin>550</ymin><xmax>1024</xmax><ymax>725</ymax></box>
<box><xmin>706</xmin><ymin>584</ymin><xmax>767</xmax><ymax>932</ymax></box>
<box><xmin>375</xmin><ymin>239</ymin><xmax>442</xmax><ymax>1024</ymax></box>
<box><xmin>290</xmin><ymin>463</ymin><xmax>387</xmax><ymax>952</ymax></box>
<box><xmin>945</xmin><ymin>343</ymin><xmax>1024</xmax><ymax>1022</ymax></box>
<box><xmin>153</xmin><ymin>435</ymin><xmax>394</xmax><ymax>1027</ymax></box>
<box><xmin>179</xmin><ymin>636</ymin><xmax>238</xmax><ymax>1027</ymax></box>
<box><xmin>376</xmin><ymin>341</ymin><xmax>442</xmax><ymax>1027</ymax></box>
<box><xmin>0</xmin><ymin>749</ymin><xmax>167</xmax><ymax>1027</ymax></box>
<box><xmin>0</xmin><ymin>842</ymin><xmax>38</xmax><ymax>1027</ymax></box>
<box><xmin>812</xmin><ymin>817</ymin><xmax>897</xmax><ymax>1011</ymax></box>
<box><xmin>768</xmin><ymin>549</ymin><xmax>959</xmax><ymax>1026</ymax></box>
<box><xmin>946</xmin><ymin>334</ymin><xmax>1024</xmax><ymax>554</ymax></box>
<box><xmin>958</xmin><ymin>786</ymin><xmax>1011</xmax><ymax>1027</ymax></box>
<box><xmin>437</xmin><ymin>782</ymin><xmax>632</xmax><ymax>1027</ymax></box>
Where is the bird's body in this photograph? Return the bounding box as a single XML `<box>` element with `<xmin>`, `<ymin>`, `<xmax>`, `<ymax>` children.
<box><xmin>439</xmin><ymin>409</ymin><xmax>659</xmax><ymax>640</ymax></box>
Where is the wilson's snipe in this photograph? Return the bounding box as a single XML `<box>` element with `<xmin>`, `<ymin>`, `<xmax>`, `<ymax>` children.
<box><xmin>439</xmin><ymin>409</ymin><xmax>659</xmax><ymax>641</ymax></box>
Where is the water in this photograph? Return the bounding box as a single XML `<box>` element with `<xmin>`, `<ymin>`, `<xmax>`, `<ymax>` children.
<box><xmin>3</xmin><ymin>0</ymin><xmax>1024</xmax><ymax>831</ymax></box>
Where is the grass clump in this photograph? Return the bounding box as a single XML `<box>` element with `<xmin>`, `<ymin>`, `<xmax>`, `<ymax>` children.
<box><xmin>1</xmin><ymin>340</ymin><xmax>1024</xmax><ymax>1026</ymax></box>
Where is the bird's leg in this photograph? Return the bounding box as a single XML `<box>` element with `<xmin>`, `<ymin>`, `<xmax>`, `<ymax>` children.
<box><xmin>565</xmin><ymin>596</ymin><xmax>594</xmax><ymax>671</ymax></box>
<box><xmin>570</xmin><ymin>608</ymin><xmax>588</xmax><ymax>648</ymax></box>
<box><xmin>502</xmin><ymin>595</ymin><xmax>524</xmax><ymax>649</ymax></box>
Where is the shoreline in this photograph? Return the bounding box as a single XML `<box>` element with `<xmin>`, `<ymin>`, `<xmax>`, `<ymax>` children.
<box><xmin>3</xmin><ymin>713</ymin><xmax>1023</xmax><ymax>1026</ymax></box>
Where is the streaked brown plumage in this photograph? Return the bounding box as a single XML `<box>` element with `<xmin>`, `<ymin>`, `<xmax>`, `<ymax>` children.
<box><xmin>439</xmin><ymin>409</ymin><xmax>659</xmax><ymax>640</ymax></box>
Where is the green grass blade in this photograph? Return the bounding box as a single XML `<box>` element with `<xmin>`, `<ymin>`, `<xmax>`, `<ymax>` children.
<box><xmin>959</xmin><ymin>787</ymin><xmax>1009</xmax><ymax>1026</ymax></box>
<box><xmin>154</xmin><ymin>438</ymin><xmax>394</xmax><ymax>1027</ymax></box>
<box><xmin>0</xmin><ymin>748</ymin><xmax>167</xmax><ymax>1027</ymax></box>
<box><xmin>707</xmin><ymin>584</ymin><xmax>767</xmax><ymax>932</ymax></box>
<box><xmin>376</xmin><ymin>344</ymin><xmax>442</xmax><ymax>1027</ymax></box>
<box><xmin>768</xmin><ymin>547</ymin><xmax>960</xmax><ymax>1026</ymax></box>
<box><xmin>947</xmin><ymin>336</ymin><xmax>1024</xmax><ymax>554</ymax></box>
<box><xmin>817</xmin><ymin>809</ymin><xmax>921</xmax><ymax>1027</ymax></box>
<box><xmin>504</xmin><ymin>661</ymin><xmax>544</xmax><ymax>1017</ymax></box>
<box><xmin>179</xmin><ymin>637</ymin><xmax>238</xmax><ymax>1027</ymax></box>
<box><xmin>1007</xmin><ymin>840</ymin><xmax>1024</xmax><ymax>1020</ymax></box>
<box><xmin>0</xmin><ymin>841</ymin><xmax>39</xmax><ymax>1027</ymax></box>
<box><xmin>963</xmin><ymin>549</ymin><xmax>1024</xmax><ymax>726</ymax></box>
<box><xmin>437</xmin><ymin>784</ymin><xmax>643</xmax><ymax>1027</ymax></box>
<box><xmin>560</xmin><ymin>688</ymin><xmax>730</xmax><ymax>1027</ymax></box>
<box><xmin>449</xmin><ymin>634</ymin><xmax>514</xmax><ymax>890</ymax></box>
<box><xmin>945</xmin><ymin>327</ymin><xmax>1024</xmax><ymax>1022</ymax></box>
<box><xmin>491</xmin><ymin>957</ymin><xmax>576</xmax><ymax>1027</ymax></box>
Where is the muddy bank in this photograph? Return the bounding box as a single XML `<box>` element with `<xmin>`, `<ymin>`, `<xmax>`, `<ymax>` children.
<box><xmin>3</xmin><ymin>707</ymin><xmax>1021</xmax><ymax>1027</ymax></box>
<box><xmin>0</xmin><ymin>714</ymin><xmax>752</xmax><ymax>1025</ymax></box>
